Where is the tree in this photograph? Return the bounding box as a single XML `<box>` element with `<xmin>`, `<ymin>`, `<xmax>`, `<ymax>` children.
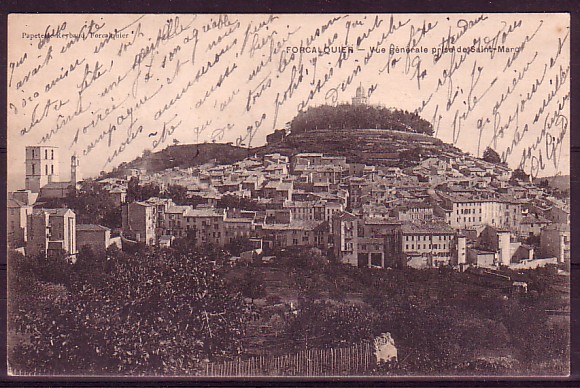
<box><xmin>140</xmin><ymin>183</ymin><xmax>161</xmax><ymax>201</ymax></box>
<box><xmin>510</xmin><ymin>168</ymin><xmax>530</xmax><ymax>183</ymax></box>
<box><xmin>290</xmin><ymin>104</ymin><xmax>434</xmax><ymax>135</ymax></box>
<box><xmin>482</xmin><ymin>147</ymin><xmax>501</xmax><ymax>164</ymax></box>
<box><xmin>126</xmin><ymin>177</ymin><xmax>141</xmax><ymax>202</ymax></box>
<box><xmin>239</xmin><ymin>269</ymin><xmax>267</xmax><ymax>304</ymax></box>
<box><xmin>126</xmin><ymin>178</ymin><xmax>161</xmax><ymax>202</ymax></box>
<box><xmin>65</xmin><ymin>180</ymin><xmax>121</xmax><ymax>228</ymax></box>
<box><xmin>10</xmin><ymin>246</ymin><xmax>250</xmax><ymax>375</ymax></box>
<box><xmin>537</xmin><ymin>179</ymin><xmax>550</xmax><ymax>189</ymax></box>
<box><xmin>399</xmin><ymin>146</ymin><xmax>425</xmax><ymax>166</ymax></box>
<box><xmin>285</xmin><ymin>300</ymin><xmax>375</xmax><ymax>349</ymax></box>
<box><xmin>166</xmin><ymin>184</ymin><xmax>188</xmax><ymax>205</ymax></box>
<box><xmin>226</xmin><ymin>236</ymin><xmax>256</xmax><ymax>256</ymax></box>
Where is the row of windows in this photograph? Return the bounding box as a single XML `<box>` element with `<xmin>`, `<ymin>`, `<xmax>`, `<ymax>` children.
<box><xmin>29</xmin><ymin>164</ymin><xmax>55</xmax><ymax>175</ymax></box>
<box><xmin>456</xmin><ymin>217</ymin><xmax>483</xmax><ymax>223</ymax></box>
<box><xmin>458</xmin><ymin>208</ymin><xmax>481</xmax><ymax>215</ymax></box>
<box><xmin>404</xmin><ymin>235</ymin><xmax>450</xmax><ymax>241</ymax></box>
<box><xmin>29</xmin><ymin>149</ymin><xmax>55</xmax><ymax>159</ymax></box>
<box><xmin>405</xmin><ymin>243</ymin><xmax>448</xmax><ymax>250</ymax></box>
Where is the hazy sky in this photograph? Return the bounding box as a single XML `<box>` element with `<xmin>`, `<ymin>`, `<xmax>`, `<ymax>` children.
<box><xmin>7</xmin><ymin>13</ymin><xmax>570</xmax><ymax>191</ymax></box>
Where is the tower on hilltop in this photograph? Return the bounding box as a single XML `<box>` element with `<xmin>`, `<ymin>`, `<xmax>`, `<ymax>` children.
<box><xmin>351</xmin><ymin>84</ymin><xmax>368</xmax><ymax>106</ymax></box>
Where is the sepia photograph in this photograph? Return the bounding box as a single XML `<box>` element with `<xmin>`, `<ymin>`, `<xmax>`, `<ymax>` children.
<box><xmin>6</xmin><ymin>12</ymin><xmax>570</xmax><ymax>377</ymax></box>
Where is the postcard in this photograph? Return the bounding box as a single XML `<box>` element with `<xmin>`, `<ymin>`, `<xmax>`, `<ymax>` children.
<box><xmin>6</xmin><ymin>13</ymin><xmax>570</xmax><ymax>377</ymax></box>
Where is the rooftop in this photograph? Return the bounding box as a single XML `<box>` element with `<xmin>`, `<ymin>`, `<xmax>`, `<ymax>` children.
<box><xmin>401</xmin><ymin>221</ymin><xmax>455</xmax><ymax>234</ymax></box>
<box><xmin>166</xmin><ymin>205</ymin><xmax>191</xmax><ymax>214</ymax></box>
<box><xmin>33</xmin><ymin>208</ymin><xmax>74</xmax><ymax>216</ymax></box>
<box><xmin>76</xmin><ymin>224</ymin><xmax>110</xmax><ymax>232</ymax></box>
<box><xmin>261</xmin><ymin>220</ymin><xmax>325</xmax><ymax>231</ymax></box>
<box><xmin>183</xmin><ymin>208</ymin><xmax>225</xmax><ymax>217</ymax></box>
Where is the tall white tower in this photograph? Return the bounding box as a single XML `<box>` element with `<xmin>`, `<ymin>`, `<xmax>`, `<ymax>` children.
<box><xmin>70</xmin><ymin>154</ymin><xmax>81</xmax><ymax>185</ymax></box>
<box><xmin>25</xmin><ymin>146</ymin><xmax>59</xmax><ymax>193</ymax></box>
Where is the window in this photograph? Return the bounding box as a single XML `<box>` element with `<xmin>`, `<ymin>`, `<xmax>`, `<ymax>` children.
<box><xmin>51</xmin><ymin>165</ymin><xmax>54</xmax><ymax>174</ymax></box>
<box><xmin>45</xmin><ymin>150</ymin><xmax>48</xmax><ymax>159</ymax></box>
<box><xmin>51</xmin><ymin>150</ymin><xmax>54</xmax><ymax>159</ymax></box>
<box><xmin>45</xmin><ymin>165</ymin><xmax>48</xmax><ymax>175</ymax></box>
<box><xmin>31</xmin><ymin>164</ymin><xmax>35</xmax><ymax>175</ymax></box>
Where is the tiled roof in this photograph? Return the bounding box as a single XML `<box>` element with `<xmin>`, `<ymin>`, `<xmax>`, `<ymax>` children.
<box><xmin>401</xmin><ymin>221</ymin><xmax>455</xmax><ymax>234</ymax></box>
<box><xmin>261</xmin><ymin>220</ymin><xmax>324</xmax><ymax>231</ymax></box>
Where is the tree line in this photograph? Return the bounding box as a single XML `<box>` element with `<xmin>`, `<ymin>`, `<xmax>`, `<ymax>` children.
<box><xmin>290</xmin><ymin>104</ymin><xmax>434</xmax><ymax>135</ymax></box>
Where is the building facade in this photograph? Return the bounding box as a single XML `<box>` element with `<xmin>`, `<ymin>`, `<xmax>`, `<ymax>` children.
<box><xmin>27</xmin><ymin>208</ymin><xmax>76</xmax><ymax>257</ymax></box>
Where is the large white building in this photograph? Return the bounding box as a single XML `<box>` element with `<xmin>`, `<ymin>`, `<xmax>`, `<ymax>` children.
<box><xmin>27</xmin><ymin>208</ymin><xmax>76</xmax><ymax>257</ymax></box>
<box><xmin>439</xmin><ymin>193</ymin><xmax>523</xmax><ymax>230</ymax></box>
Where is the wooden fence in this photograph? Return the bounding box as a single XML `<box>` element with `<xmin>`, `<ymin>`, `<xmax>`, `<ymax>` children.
<box><xmin>199</xmin><ymin>341</ymin><xmax>376</xmax><ymax>376</ymax></box>
<box><xmin>9</xmin><ymin>341</ymin><xmax>378</xmax><ymax>377</ymax></box>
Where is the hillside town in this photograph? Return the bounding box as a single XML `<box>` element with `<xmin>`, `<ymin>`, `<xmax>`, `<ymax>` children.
<box><xmin>8</xmin><ymin>132</ymin><xmax>570</xmax><ymax>273</ymax></box>
<box><xmin>7</xmin><ymin>89</ymin><xmax>571</xmax><ymax>377</ymax></box>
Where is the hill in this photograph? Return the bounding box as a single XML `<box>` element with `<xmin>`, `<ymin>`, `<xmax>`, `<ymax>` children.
<box><xmin>256</xmin><ymin>128</ymin><xmax>461</xmax><ymax>167</ymax></box>
<box><xmin>107</xmin><ymin>105</ymin><xmax>461</xmax><ymax>176</ymax></box>
<box><xmin>533</xmin><ymin>175</ymin><xmax>570</xmax><ymax>191</ymax></box>
<box><xmin>110</xmin><ymin>143</ymin><xmax>252</xmax><ymax>175</ymax></box>
<box><xmin>108</xmin><ymin>127</ymin><xmax>465</xmax><ymax>178</ymax></box>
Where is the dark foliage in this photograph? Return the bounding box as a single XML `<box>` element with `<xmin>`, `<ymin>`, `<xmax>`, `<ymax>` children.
<box><xmin>9</xmin><ymin>246</ymin><xmax>250</xmax><ymax>375</ymax></box>
<box><xmin>482</xmin><ymin>147</ymin><xmax>502</xmax><ymax>164</ymax></box>
<box><xmin>285</xmin><ymin>300</ymin><xmax>375</xmax><ymax>349</ymax></box>
<box><xmin>290</xmin><ymin>104</ymin><xmax>434</xmax><ymax>135</ymax></box>
<box><xmin>126</xmin><ymin>177</ymin><xmax>161</xmax><ymax>203</ymax></box>
<box><xmin>226</xmin><ymin>237</ymin><xmax>256</xmax><ymax>257</ymax></box>
<box><xmin>38</xmin><ymin>180</ymin><xmax>121</xmax><ymax>229</ymax></box>
<box><xmin>510</xmin><ymin>168</ymin><xmax>530</xmax><ymax>183</ymax></box>
<box><xmin>239</xmin><ymin>269</ymin><xmax>267</xmax><ymax>303</ymax></box>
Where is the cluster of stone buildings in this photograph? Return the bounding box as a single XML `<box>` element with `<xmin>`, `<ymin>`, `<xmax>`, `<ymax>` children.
<box><xmin>8</xmin><ymin>141</ymin><xmax>570</xmax><ymax>271</ymax></box>
<box><xmin>8</xmin><ymin>146</ymin><xmax>117</xmax><ymax>258</ymax></box>
<box><xmin>117</xmin><ymin>147</ymin><xmax>569</xmax><ymax>270</ymax></box>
